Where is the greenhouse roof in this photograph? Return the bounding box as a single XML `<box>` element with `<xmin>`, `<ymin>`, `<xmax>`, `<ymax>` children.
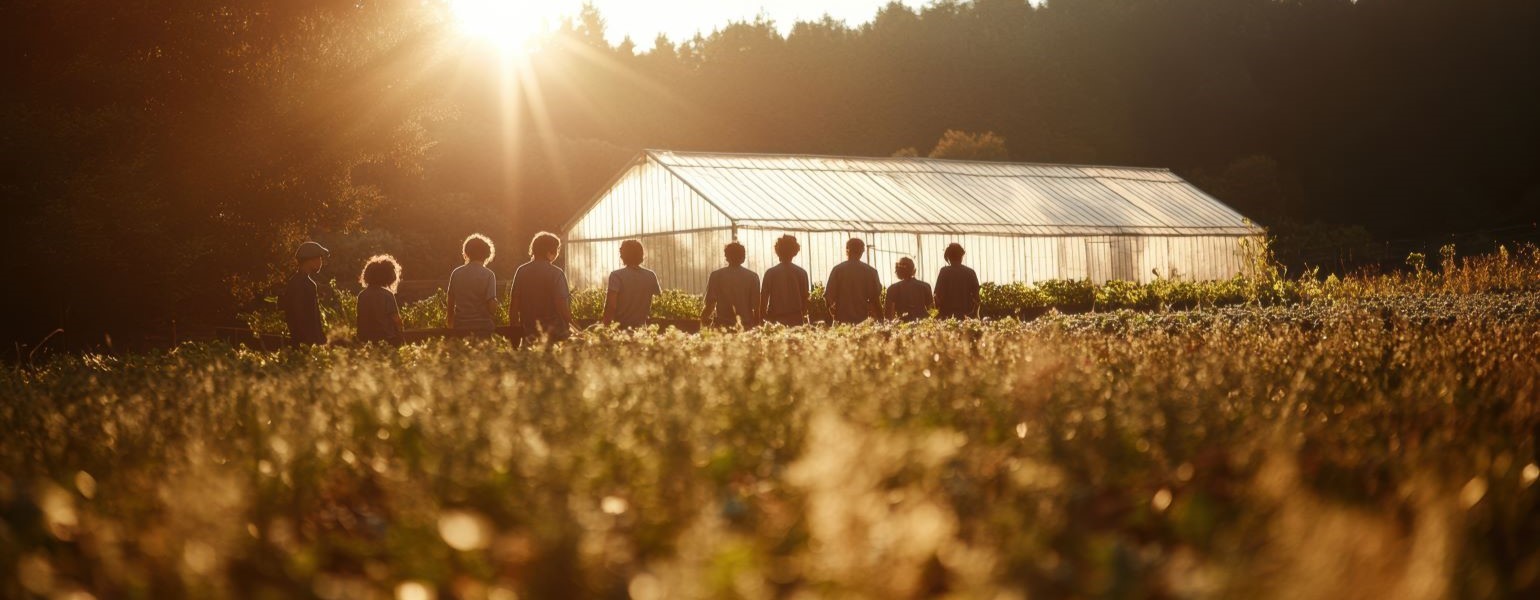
<box><xmin>635</xmin><ymin>149</ymin><xmax>1261</xmax><ymax>236</ymax></box>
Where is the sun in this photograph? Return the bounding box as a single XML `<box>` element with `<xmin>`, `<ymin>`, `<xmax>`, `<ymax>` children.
<box><xmin>448</xmin><ymin>0</ymin><xmax>551</xmax><ymax>54</ymax></box>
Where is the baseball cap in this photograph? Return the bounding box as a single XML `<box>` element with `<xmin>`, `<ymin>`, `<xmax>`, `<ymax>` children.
<box><xmin>294</xmin><ymin>241</ymin><xmax>331</xmax><ymax>260</ymax></box>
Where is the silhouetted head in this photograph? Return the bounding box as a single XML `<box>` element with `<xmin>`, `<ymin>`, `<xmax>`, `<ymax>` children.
<box><xmin>294</xmin><ymin>241</ymin><xmax>330</xmax><ymax>274</ymax></box>
<box><xmin>360</xmin><ymin>254</ymin><xmax>402</xmax><ymax>292</ymax></box>
<box><xmin>724</xmin><ymin>241</ymin><xmax>746</xmax><ymax>266</ymax></box>
<box><xmin>895</xmin><ymin>257</ymin><xmax>916</xmax><ymax>280</ymax></box>
<box><xmin>619</xmin><ymin>239</ymin><xmax>644</xmax><ymax>267</ymax></box>
<box><xmin>846</xmin><ymin>238</ymin><xmax>866</xmax><ymax>260</ymax></box>
<box><xmin>463</xmin><ymin>233</ymin><xmax>495</xmax><ymax>265</ymax></box>
<box><xmin>774</xmin><ymin>235</ymin><xmax>800</xmax><ymax>262</ymax></box>
<box><xmin>529</xmin><ymin>231</ymin><xmax>561</xmax><ymax>260</ymax></box>
<box><xmin>944</xmin><ymin>243</ymin><xmax>966</xmax><ymax>265</ymax></box>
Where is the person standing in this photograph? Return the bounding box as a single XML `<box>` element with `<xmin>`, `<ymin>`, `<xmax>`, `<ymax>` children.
<box><xmin>934</xmin><ymin>242</ymin><xmax>981</xmax><ymax>319</ymax></box>
<box><xmin>509</xmin><ymin>231</ymin><xmax>574</xmax><ymax>342</ymax></box>
<box><xmin>885</xmin><ymin>257</ymin><xmax>933</xmax><ymax>322</ymax></box>
<box><xmin>702</xmin><ymin>241</ymin><xmax>760</xmax><ymax>329</ymax></box>
<box><xmin>825</xmin><ymin>238</ymin><xmax>883</xmax><ymax>325</ymax></box>
<box><xmin>603</xmin><ymin>239</ymin><xmax>662</xmax><ymax>329</ymax></box>
<box><xmin>447</xmin><ymin>233</ymin><xmax>499</xmax><ymax>338</ymax></box>
<box><xmin>760</xmin><ymin>235</ymin><xmax>810</xmax><ymax>326</ymax></box>
<box><xmin>281</xmin><ymin>241</ymin><xmax>330</xmax><ymax>347</ymax></box>
<box><xmin>356</xmin><ymin>254</ymin><xmax>404</xmax><ymax>346</ymax></box>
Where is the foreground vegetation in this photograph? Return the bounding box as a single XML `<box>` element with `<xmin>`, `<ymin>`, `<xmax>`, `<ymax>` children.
<box><xmin>8</xmin><ymin>272</ymin><xmax>1540</xmax><ymax>598</ymax></box>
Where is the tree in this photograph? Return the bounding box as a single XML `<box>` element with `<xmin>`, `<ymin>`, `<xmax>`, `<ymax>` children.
<box><xmin>927</xmin><ymin>130</ymin><xmax>1011</xmax><ymax>161</ymax></box>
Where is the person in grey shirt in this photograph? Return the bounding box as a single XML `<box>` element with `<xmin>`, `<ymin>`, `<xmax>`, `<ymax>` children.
<box><xmin>281</xmin><ymin>241</ymin><xmax>330</xmax><ymax>347</ymax></box>
<box><xmin>825</xmin><ymin>237</ymin><xmax>883</xmax><ymax>325</ymax></box>
<box><xmin>885</xmin><ymin>257</ymin><xmax>933</xmax><ymax>322</ymax></box>
<box><xmin>760</xmin><ymin>234</ymin><xmax>809</xmax><ymax>326</ymax></box>
<box><xmin>934</xmin><ymin>242</ymin><xmax>981</xmax><ymax>319</ymax></box>
<box><xmin>356</xmin><ymin>254</ymin><xmax>404</xmax><ymax>346</ymax></box>
<box><xmin>509</xmin><ymin>231</ymin><xmax>574</xmax><ymax>342</ymax></box>
<box><xmin>447</xmin><ymin>233</ymin><xmax>499</xmax><ymax>337</ymax></box>
<box><xmin>603</xmin><ymin>239</ymin><xmax>662</xmax><ymax>329</ymax></box>
<box><xmin>702</xmin><ymin>241</ymin><xmax>760</xmax><ymax>329</ymax></box>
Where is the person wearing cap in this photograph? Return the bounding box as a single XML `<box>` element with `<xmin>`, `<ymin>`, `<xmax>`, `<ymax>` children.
<box><xmin>885</xmin><ymin>257</ymin><xmax>933</xmax><ymax>322</ymax></box>
<box><xmin>281</xmin><ymin>241</ymin><xmax>330</xmax><ymax>347</ymax></box>
<box><xmin>825</xmin><ymin>238</ymin><xmax>883</xmax><ymax>325</ymax></box>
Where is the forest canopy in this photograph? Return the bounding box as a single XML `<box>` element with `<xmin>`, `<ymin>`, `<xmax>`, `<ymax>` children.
<box><xmin>2</xmin><ymin>0</ymin><xmax>1537</xmax><ymax>346</ymax></box>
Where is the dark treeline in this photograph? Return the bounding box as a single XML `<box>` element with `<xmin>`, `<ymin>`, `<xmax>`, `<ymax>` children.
<box><xmin>3</xmin><ymin>0</ymin><xmax>1538</xmax><ymax>348</ymax></box>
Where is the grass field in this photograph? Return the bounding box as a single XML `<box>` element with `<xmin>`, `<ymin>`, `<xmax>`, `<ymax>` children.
<box><xmin>6</xmin><ymin>253</ymin><xmax>1540</xmax><ymax>599</ymax></box>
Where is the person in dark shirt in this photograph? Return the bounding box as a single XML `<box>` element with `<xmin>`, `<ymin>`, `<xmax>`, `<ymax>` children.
<box><xmin>885</xmin><ymin>257</ymin><xmax>933</xmax><ymax>322</ymax></box>
<box><xmin>760</xmin><ymin>235</ymin><xmax>810</xmax><ymax>326</ymax></box>
<box><xmin>934</xmin><ymin>242</ymin><xmax>981</xmax><ymax>319</ymax></box>
<box><xmin>509</xmin><ymin>231</ymin><xmax>574</xmax><ymax>342</ymax></box>
<box><xmin>825</xmin><ymin>238</ymin><xmax>883</xmax><ymax>325</ymax></box>
<box><xmin>281</xmin><ymin>241</ymin><xmax>330</xmax><ymax>347</ymax></box>
<box><xmin>702</xmin><ymin>241</ymin><xmax>760</xmax><ymax>329</ymax></box>
<box><xmin>356</xmin><ymin>254</ymin><xmax>404</xmax><ymax>346</ymax></box>
<box><xmin>603</xmin><ymin>239</ymin><xmax>662</xmax><ymax>329</ymax></box>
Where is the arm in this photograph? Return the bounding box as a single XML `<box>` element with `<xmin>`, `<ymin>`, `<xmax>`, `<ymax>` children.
<box><xmin>750</xmin><ymin>279</ymin><xmax>762</xmax><ymax>325</ymax></box>
<box><xmin>602</xmin><ymin>272</ymin><xmax>622</xmax><ymax>326</ymax></box>
<box><xmin>969</xmin><ymin>276</ymin><xmax>981</xmax><ymax>317</ymax></box>
<box><xmin>446</xmin><ymin>288</ymin><xmax>457</xmax><ymax>329</ymax></box>
<box><xmin>603</xmin><ymin>289</ymin><xmax>619</xmax><ymax>326</ymax></box>
<box><xmin>701</xmin><ymin>274</ymin><xmax>717</xmax><ymax>324</ymax></box>
<box><xmin>868</xmin><ymin>276</ymin><xmax>884</xmax><ymax>322</ymax></box>
<box><xmin>555</xmin><ymin>273</ymin><xmax>574</xmax><ymax>330</ymax></box>
<box><xmin>759</xmin><ymin>275</ymin><xmax>771</xmax><ymax>321</ymax></box>
<box><xmin>884</xmin><ymin>293</ymin><xmax>897</xmax><ymax>321</ymax></box>
<box><xmin>824</xmin><ymin>275</ymin><xmax>838</xmax><ymax>320</ymax></box>
<box><xmin>485</xmin><ymin>274</ymin><xmax>500</xmax><ymax>325</ymax></box>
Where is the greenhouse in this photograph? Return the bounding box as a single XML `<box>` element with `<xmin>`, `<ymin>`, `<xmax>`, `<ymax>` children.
<box><xmin>561</xmin><ymin>150</ymin><xmax>1263</xmax><ymax>292</ymax></box>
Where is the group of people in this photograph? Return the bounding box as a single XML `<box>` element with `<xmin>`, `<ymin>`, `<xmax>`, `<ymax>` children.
<box><xmin>278</xmin><ymin>231</ymin><xmax>981</xmax><ymax>347</ymax></box>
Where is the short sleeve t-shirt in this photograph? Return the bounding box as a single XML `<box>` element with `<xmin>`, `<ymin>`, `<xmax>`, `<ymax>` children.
<box><xmin>510</xmin><ymin>259</ymin><xmax>571</xmax><ymax>339</ymax></box>
<box><xmin>825</xmin><ymin>260</ymin><xmax>882</xmax><ymax>324</ymax></box>
<box><xmin>447</xmin><ymin>263</ymin><xmax>498</xmax><ymax>332</ymax></box>
<box><xmin>281</xmin><ymin>272</ymin><xmax>327</xmax><ymax>346</ymax></box>
<box><xmin>934</xmin><ymin>264</ymin><xmax>981</xmax><ymax>319</ymax></box>
<box><xmin>606</xmin><ymin>266</ymin><xmax>662</xmax><ymax>328</ymax></box>
<box><xmin>761</xmin><ymin>262</ymin><xmax>809</xmax><ymax>324</ymax></box>
<box><xmin>887</xmin><ymin>278</ymin><xmax>933</xmax><ymax>322</ymax></box>
<box><xmin>356</xmin><ymin>286</ymin><xmax>402</xmax><ymax>345</ymax></box>
<box><xmin>705</xmin><ymin>265</ymin><xmax>760</xmax><ymax>328</ymax></box>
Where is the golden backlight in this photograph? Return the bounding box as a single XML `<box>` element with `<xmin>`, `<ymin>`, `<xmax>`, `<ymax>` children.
<box><xmin>449</xmin><ymin>0</ymin><xmax>549</xmax><ymax>53</ymax></box>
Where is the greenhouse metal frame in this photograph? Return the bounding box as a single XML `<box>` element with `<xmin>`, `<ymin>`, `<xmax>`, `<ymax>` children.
<box><xmin>561</xmin><ymin>150</ymin><xmax>1263</xmax><ymax>292</ymax></box>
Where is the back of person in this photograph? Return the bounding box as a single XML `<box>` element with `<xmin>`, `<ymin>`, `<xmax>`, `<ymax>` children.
<box><xmin>827</xmin><ymin>260</ymin><xmax>881</xmax><ymax>324</ymax></box>
<box><xmin>707</xmin><ymin>265</ymin><xmax>760</xmax><ymax>328</ymax></box>
<box><xmin>608</xmin><ymin>265</ymin><xmax>661</xmax><ymax>328</ymax></box>
<box><xmin>448</xmin><ymin>263</ymin><xmax>497</xmax><ymax>332</ymax></box>
<box><xmin>762</xmin><ymin>262</ymin><xmax>809</xmax><ymax>326</ymax></box>
<box><xmin>282</xmin><ymin>272</ymin><xmax>327</xmax><ymax>346</ymax></box>
<box><xmin>356</xmin><ymin>286</ymin><xmax>402</xmax><ymax>345</ymax></box>
<box><xmin>511</xmin><ymin>259</ymin><xmax>570</xmax><ymax>339</ymax></box>
<box><xmin>887</xmin><ymin>278</ymin><xmax>933</xmax><ymax>322</ymax></box>
<box><xmin>935</xmin><ymin>263</ymin><xmax>980</xmax><ymax>319</ymax></box>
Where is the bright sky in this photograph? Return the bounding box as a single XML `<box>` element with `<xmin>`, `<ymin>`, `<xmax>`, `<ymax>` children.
<box><xmin>470</xmin><ymin>0</ymin><xmax>932</xmax><ymax>48</ymax></box>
